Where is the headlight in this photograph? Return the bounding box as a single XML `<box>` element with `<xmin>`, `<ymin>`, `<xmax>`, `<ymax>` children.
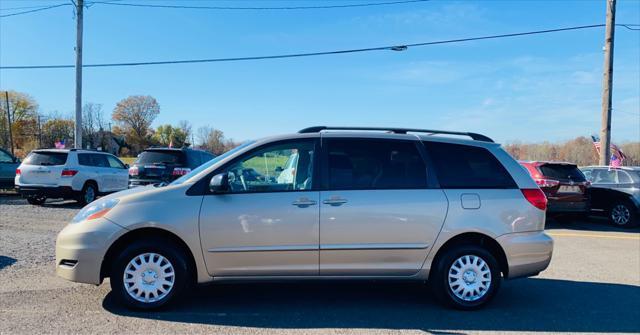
<box><xmin>72</xmin><ymin>198</ymin><xmax>119</xmax><ymax>223</ymax></box>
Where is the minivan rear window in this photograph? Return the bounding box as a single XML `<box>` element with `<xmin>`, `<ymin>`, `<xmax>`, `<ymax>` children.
<box><xmin>424</xmin><ymin>142</ymin><xmax>516</xmax><ymax>189</ymax></box>
<box><xmin>539</xmin><ymin>164</ymin><xmax>585</xmax><ymax>182</ymax></box>
<box><xmin>135</xmin><ymin>150</ymin><xmax>185</xmax><ymax>165</ymax></box>
<box><xmin>24</xmin><ymin>152</ymin><xmax>68</xmax><ymax>166</ymax></box>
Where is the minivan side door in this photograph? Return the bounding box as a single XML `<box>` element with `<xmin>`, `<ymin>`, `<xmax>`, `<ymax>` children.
<box><xmin>319</xmin><ymin>137</ymin><xmax>448</xmax><ymax>276</ymax></box>
<box><xmin>199</xmin><ymin>139</ymin><xmax>320</xmax><ymax>276</ymax></box>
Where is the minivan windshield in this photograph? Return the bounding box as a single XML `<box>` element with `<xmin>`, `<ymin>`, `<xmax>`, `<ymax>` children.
<box><xmin>170</xmin><ymin>141</ymin><xmax>255</xmax><ymax>185</ymax></box>
<box><xmin>24</xmin><ymin>152</ymin><xmax>68</xmax><ymax>166</ymax></box>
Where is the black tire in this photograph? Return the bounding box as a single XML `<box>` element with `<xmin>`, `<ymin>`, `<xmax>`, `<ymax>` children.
<box><xmin>77</xmin><ymin>182</ymin><xmax>97</xmax><ymax>206</ymax></box>
<box><xmin>110</xmin><ymin>239</ymin><xmax>190</xmax><ymax>310</ymax></box>
<box><xmin>609</xmin><ymin>199</ymin><xmax>638</xmax><ymax>228</ymax></box>
<box><xmin>26</xmin><ymin>195</ymin><xmax>46</xmax><ymax>205</ymax></box>
<box><xmin>430</xmin><ymin>245</ymin><xmax>501</xmax><ymax>310</ymax></box>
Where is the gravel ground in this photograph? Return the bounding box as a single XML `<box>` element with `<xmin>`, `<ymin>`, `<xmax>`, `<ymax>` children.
<box><xmin>1</xmin><ymin>193</ymin><xmax>639</xmax><ymax>334</ymax></box>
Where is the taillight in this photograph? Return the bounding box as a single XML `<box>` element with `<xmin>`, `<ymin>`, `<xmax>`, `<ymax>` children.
<box><xmin>61</xmin><ymin>169</ymin><xmax>78</xmax><ymax>177</ymax></box>
<box><xmin>172</xmin><ymin>167</ymin><xmax>191</xmax><ymax>176</ymax></box>
<box><xmin>534</xmin><ymin>178</ymin><xmax>560</xmax><ymax>188</ymax></box>
<box><xmin>129</xmin><ymin>166</ymin><xmax>139</xmax><ymax>176</ymax></box>
<box><xmin>521</xmin><ymin>188</ymin><xmax>548</xmax><ymax>211</ymax></box>
<box><xmin>15</xmin><ymin>168</ymin><xmax>21</xmax><ymax>175</ymax></box>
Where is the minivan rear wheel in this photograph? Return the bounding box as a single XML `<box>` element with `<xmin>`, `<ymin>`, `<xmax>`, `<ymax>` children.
<box><xmin>431</xmin><ymin>245</ymin><xmax>501</xmax><ymax>310</ymax></box>
<box><xmin>110</xmin><ymin>239</ymin><xmax>189</xmax><ymax>310</ymax></box>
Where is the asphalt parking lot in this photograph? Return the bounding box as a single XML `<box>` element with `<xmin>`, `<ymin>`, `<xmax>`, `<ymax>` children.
<box><xmin>1</xmin><ymin>193</ymin><xmax>639</xmax><ymax>335</ymax></box>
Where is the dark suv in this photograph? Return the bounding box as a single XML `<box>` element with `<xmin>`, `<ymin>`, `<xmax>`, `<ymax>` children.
<box><xmin>128</xmin><ymin>147</ymin><xmax>215</xmax><ymax>187</ymax></box>
<box><xmin>519</xmin><ymin>161</ymin><xmax>590</xmax><ymax>216</ymax></box>
<box><xmin>580</xmin><ymin>166</ymin><xmax>639</xmax><ymax>227</ymax></box>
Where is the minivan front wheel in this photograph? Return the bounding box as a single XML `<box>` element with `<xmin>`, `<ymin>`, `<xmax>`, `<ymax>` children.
<box><xmin>431</xmin><ymin>245</ymin><xmax>501</xmax><ymax>310</ymax></box>
<box><xmin>110</xmin><ymin>240</ymin><xmax>189</xmax><ymax>310</ymax></box>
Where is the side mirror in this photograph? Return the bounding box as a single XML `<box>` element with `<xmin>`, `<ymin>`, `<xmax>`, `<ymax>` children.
<box><xmin>124</xmin><ymin>164</ymin><xmax>130</xmax><ymax>169</ymax></box>
<box><xmin>209</xmin><ymin>173</ymin><xmax>229</xmax><ymax>193</ymax></box>
<box><xmin>275</xmin><ymin>166</ymin><xmax>284</xmax><ymax>173</ymax></box>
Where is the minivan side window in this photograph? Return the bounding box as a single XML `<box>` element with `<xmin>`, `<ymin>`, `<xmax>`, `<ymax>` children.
<box><xmin>424</xmin><ymin>142</ymin><xmax>516</xmax><ymax>189</ymax></box>
<box><xmin>224</xmin><ymin>140</ymin><xmax>315</xmax><ymax>193</ymax></box>
<box><xmin>326</xmin><ymin>139</ymin><xmax>427</xmax><ymax>190</ymax></box>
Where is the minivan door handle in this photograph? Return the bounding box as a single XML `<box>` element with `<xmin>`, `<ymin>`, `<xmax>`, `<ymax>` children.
<box><xmin>292</xmin><ymin>198</ymin><xmax>317</xmax><ymax>208</ymax></box>
<box><xmin>323</xmin><ymin>197</ymin><xmax>348</xmax><ymax>206</ymax></box>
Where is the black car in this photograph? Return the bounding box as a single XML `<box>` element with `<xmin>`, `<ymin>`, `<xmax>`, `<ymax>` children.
<box><xmin>580</xmin><ymin>166</ymin><xmax>640</xmax><ymax>227</ymax></box>
<box><xmin>128</xmin><ymin>147</ymin><xmax>215</xmax><ymax>187</ymax></box>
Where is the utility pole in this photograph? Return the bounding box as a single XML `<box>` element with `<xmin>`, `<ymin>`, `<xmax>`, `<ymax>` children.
<box><xmin>74</xmin><ymin>0</ymin><xmax>84</xmax><ymax>149</ymax></box>
<box><xmin>4</xmin><ymin>91</ymin><xmax>14</xmax><ymax>156</ymax></box>
<box><xmin>37</xmin><ymin>115</ymin><xmax>42</xmax><ymax>148</ymax></box>
<box><xmin>599</xmin><ymin>0</ymin><xmax>616</xmax><ymax>166</ymax></box>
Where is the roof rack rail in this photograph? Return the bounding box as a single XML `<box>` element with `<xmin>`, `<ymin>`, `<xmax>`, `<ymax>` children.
<box><xmin>298</xmin><ymin>126</ymin><xmax>494</xmax><ymax>142</ymax></box>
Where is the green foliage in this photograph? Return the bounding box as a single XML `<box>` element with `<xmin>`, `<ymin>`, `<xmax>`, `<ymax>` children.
<box><xmin>152</xmin><ymin>124</ymin><xmax>188</xmax><ymax>147</ymax></box>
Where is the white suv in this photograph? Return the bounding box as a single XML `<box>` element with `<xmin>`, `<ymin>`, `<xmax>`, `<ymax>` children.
<box><xmin>15</xmin><ymin>149</ymin><xmax>129</xmax><ymax>205</ymax></box>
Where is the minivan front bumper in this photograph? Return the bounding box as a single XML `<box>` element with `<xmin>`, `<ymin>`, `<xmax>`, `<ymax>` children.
<box><xmin>497</xmin><ymin>231</ymin><xmax>553</xmax><ymax>279</ymax></box>
<box><xmin>56</xmin><ymin>218</ymin><xmax>124</xmax><ymax>285</ymax></box>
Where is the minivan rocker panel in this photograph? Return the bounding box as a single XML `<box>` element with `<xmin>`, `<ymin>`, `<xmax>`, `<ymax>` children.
<box><xmin>56</xmin><ymin>128</ymin><xmax>553</xmax><ymax>310</ymax></box>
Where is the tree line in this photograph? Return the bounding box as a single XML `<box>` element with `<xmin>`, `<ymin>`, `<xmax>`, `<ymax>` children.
<box><xmin>0</xmin><ymin>90</ymin><xmax>238</xmax><ymax>158</ymax></box>
<box><xmin>504</xmin><ymin>136</ymin><xmax>639</xmax><ymax>166</ymax></box>
<box><xmin>1</xmin><ymin>90</ymin><xmax>637</xmax><ymax>165</ymax></box>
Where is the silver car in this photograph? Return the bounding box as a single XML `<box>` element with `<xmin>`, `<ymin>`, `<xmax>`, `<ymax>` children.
<box><xmin>55</xmin><ymin>127</ymin><xmax>553</xmax><ymax>310</ymax></box>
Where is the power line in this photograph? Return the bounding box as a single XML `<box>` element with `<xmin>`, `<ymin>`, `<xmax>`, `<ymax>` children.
<box><xmin>1</xmin><ymin>24</ymin><xmax>621</xmax><ymax>70</ymax></box>
<box><xmin>0</xmin><ymin>3</ymin><xmax>68</xmax><ymax>11</ymax></box>
<box><xmin>0</xmin><ymin>3</ymin><xmax>71</xmax><ymax>18</ymax></box>
<box><xmin>88</xmin><ymin>0</ymin><xmax>430</xmax><ymax>10</ymax></box>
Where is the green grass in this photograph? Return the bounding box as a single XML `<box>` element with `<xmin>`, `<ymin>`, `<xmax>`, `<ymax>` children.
<box><xmin>242</xmin><ymin>155</ymin><xmax>289</xmax><ymax>176</ymax></box>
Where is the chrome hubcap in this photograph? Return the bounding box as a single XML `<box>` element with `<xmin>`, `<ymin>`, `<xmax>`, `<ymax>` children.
<box><xmin>611</xmin><ymin>205</ymin><xmax>630</xmax><ymax>225</ymax></box>
<box><xmin>448</xmin><ymin>255</ymin><xmax>492</xmax><ymax>302</ymax></box>
<box><xmin>124</xmin><ymin>253</ymin><xmax>175</xmax><ymax>303</ymax></box>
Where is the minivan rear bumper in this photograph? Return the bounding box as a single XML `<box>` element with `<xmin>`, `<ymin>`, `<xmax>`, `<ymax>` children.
<box><xmin>497</xmin><ymin>231</ymin><xmax>553</xmax><ymax>279</ymax></box>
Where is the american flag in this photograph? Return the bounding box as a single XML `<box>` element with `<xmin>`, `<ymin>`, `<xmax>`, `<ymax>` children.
<box><xmin>591</xmin><ymin>135</ymin><xmax>626</xmax><ymax>167</ymax></box>
<box><xmin>54</xmin><ymin>139</ymin><xmax>66</xmax><ymax>149</ymax></box>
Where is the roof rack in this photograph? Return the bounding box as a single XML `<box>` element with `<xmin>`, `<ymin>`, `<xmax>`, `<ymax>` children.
<box><xmin>298</xmin><ymin>126</ymin><xmax>494</xmax><ymax>143</ymax></box>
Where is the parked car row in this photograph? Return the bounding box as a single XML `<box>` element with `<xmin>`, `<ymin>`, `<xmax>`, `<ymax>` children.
<box><xmin>519</xmin><ymin>161</ymin><xmax>639</xmax><ymax>227</ymax></box>
<box><xmin>11</xmin><ymin>147</ymin><xmax>215</xmax><ymax>205</ymax></box>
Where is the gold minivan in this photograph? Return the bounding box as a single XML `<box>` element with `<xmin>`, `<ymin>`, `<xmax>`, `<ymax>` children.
<box><xmin>56</xmin><ymin>127</ymin><xmax>553</xmax><ymax>310</ymax></box>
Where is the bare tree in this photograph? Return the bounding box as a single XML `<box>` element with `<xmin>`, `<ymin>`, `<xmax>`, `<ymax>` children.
<box><xmin>196</xmin><ymin>126</ymin><xmax>230</xmax><ymax>155</ymax></box>
<box><xmin>82</xmin><ymin>103</ymin><xmax>105</xmax><ymax>149</ymax></box>
<box><xmin>112</xmin><ymin>95</ymin><xmax>160</xmax><ymax>153</ymax></box>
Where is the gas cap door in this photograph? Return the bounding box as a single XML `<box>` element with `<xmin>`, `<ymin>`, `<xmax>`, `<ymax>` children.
<box><xmin>461</xmin><ymin>193</ymin><xmax>481</xmax><ymax>209</ymax></box>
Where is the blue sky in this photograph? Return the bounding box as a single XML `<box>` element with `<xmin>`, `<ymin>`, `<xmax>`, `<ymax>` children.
<box><xmin>1</xmin><ymin>0</ymin><xmax>639</xmax><ymax>144</ymax></box>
